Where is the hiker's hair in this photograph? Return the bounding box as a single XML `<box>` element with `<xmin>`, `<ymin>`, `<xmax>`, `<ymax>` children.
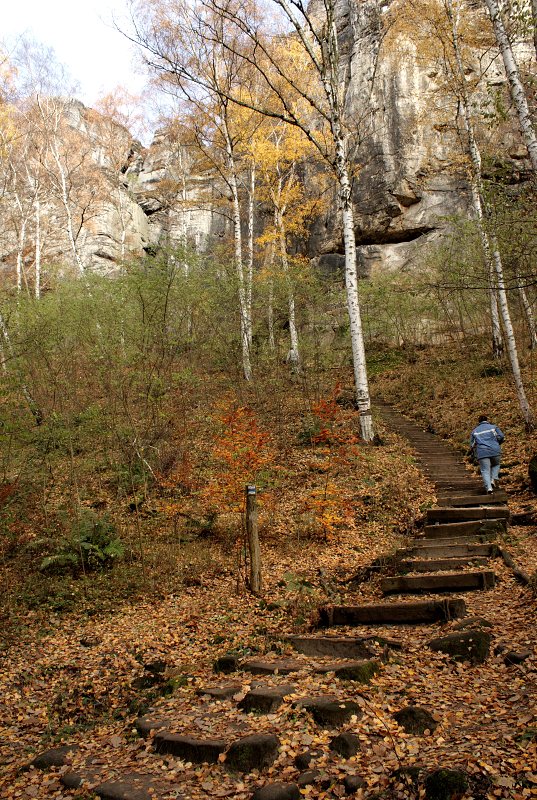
<box><xmin>478</xmin><ymin>414</ymin><xmax>489</xmax><ymax>423</ymax></box>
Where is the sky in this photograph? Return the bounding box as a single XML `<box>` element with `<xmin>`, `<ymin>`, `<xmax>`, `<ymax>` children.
<box><xmin>3</xmin><ymin>0</ymin><xmax>147</xmax><ymax>107</ymax></box>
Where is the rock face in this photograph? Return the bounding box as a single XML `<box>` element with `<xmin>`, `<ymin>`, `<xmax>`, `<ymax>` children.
<box><xmin>1</xmin><ymin>4</ymin><xmax>531</xmax><ymax>279</ymax></box>
<box><xmin>306</xmin><ymin>0</ymin><xmax>532</xmax><ymax>276</ymax></box>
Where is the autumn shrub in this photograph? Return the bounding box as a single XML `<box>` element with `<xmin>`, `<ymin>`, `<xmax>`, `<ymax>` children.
<box><xmin>39</xmin><ymin>511</ymin><xmax>124</xmax><ymax>574</ymax></box>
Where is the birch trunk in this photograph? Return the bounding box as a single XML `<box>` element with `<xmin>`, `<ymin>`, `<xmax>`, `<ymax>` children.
<box><xmin>34</xmin><ymin>199</ymin><xmax>41</xmax><ymax>300</ymax></box>
<box><xmin>533</xmin><ymin>0</ymin><xmax>537</xmax><ymax>61</ymax></box>
<box><xmin>276</xmin><ymin>210</ymin><xmax>301</xmax><ymax>372</ymax></box>
<box><xmin>518</xmin><ymin>281</ymin><xmax>537</xmax><ymax>348</ymax></box>
<box><xmin>483</xmin><ymin>0</ymin><xmax>537</xmax><ymax>173</ymax></box>
<box><xmin>336</xmin><ymin>145</ymin><xmax>374</xmax><ymax>441</ymax></box>
<box><xmin>223</xmin><ymin>119</ymin><xmax>252</xmax><ymax>381</ymax></box>
<box><xmin>50</xmin><ymin>136</ymin><xmax>85</xmax><ymax>274</ymax></box>
<box><xmin>246</xmin><ymin>166</ymin><xmax>255</xmax><ymax>348</ymax></box>
<box><xmin>264</xmin><ymin>240</ymin><xmax>276</xmax><ymax>352</ymax></box>
<box><xmin>447</xmin><ymin>0</ymin><xmax>533</xmax><ymax>427</ymax></box>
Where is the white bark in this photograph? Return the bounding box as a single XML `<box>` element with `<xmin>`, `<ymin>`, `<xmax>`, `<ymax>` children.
<box><xmin>223</xmin><ymin>116</ymin><xmax>252</xmax><ymax>381</ymax></box>
<box><xmin>246</xmin><ymin>166</ymin><xmax>255</xmax><ymax>348</ymax></box>
<box><xmin>532</xmin><ymin>0</ymin><xmax>537</xmax><ymax>60</ymax></box>
<box><xmin>518</xmin><ymin>282</ymin><xmax>537</xmax><ymax>348</ymax></box>
<box><xmin>276</xmin><ymin>209</ymin><xmax>301</xmax><ymax>372</ymax></box>
<box><xmin>34</xmin><ymin>198</ymin><xmax>41</xmax><ymax>299</ymax></box>
<box><xmin>483</xmin><ymin>0</ymin><xmax>537</xmax><ymax>173</ymax></box>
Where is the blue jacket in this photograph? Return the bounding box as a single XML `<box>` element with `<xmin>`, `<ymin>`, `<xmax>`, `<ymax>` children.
<box><xmin>470</xmin><ymin>421</ymin><xmax>504</xmax><ymax>459</ymax></box>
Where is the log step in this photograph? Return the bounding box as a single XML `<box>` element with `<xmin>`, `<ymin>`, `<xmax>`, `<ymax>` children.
<box><xmin>423</xmin><ymin>520</ymin><xmax>505</xmax><ymax>538</ymax></box>
<box><xmin>399</xmin><ymin>556</ymin><xmax>489</xmax><ymax>572</ymax></box>
<box><xmin>412</xmin><ymin>534</ymin><xmax>498</xmax><ymax>547</ymax></box>
<box><xmin>399</xmin><ymin>543</ymin><xmax>496</xmax><ymax>559</ymax></box>
<box><xmin>318</xmin><ymin>598</ymin><xmax>466</xmax><ymax>626</ymax></box>
<box><xmin>427</xmin><ymin>507</ymin><xmax>509</xmax><ymax>523</ymax></box>
<box><xmin>437</xmin><ymin>491</ymin><xmax>507</xmax><ymax>507</ymax></box>
<box><xmin>381</xmin><ymin>571</ymin><xmax>496</xmax><ymax>595</ymax></box>
<box><xmin>282</xmin><ymin>635</ymin><xmax>375</xmax><ymax>659</ymax></box>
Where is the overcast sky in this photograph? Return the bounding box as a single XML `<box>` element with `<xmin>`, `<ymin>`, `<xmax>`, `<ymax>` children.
<box><xmin>3</xmin><ymin>0</ymin><xmax>147</xmax><ymax>106</ymax></box>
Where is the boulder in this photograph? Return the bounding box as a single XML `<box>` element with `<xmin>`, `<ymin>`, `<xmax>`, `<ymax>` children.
<box><xmin>329</xmin><ymin>732</ymin><xmax>361</xmax><ymax>757</ymax></box>
<box><xmin>428</xmin><ymin>629</ymin><xmax>491</xmax><ymax>664</ymax></box>
<box><xmin>251</xmin><ymin>783</ymin><xmax>301</xmax><ymax>800</ymax></box>
<box><xmin>294</xmin><ymin>750</ymin><xmax>320</xmax><ymax>770</ymax></box>
<box><xmin>393</xmin><ymin>706</ymin><xmax>438</xmax><ymax>735</ymax></box>
<box><xmin>226</xmin><ymin>734</ymin><xmax>280</xmax><ymax>772</ymax></box>
<box><xmin>297</xmin><ymin>770</ymin><xmax>321</xmax><ymax>787</ymax></box>
<box><xmin>299</xmin><ymin>698</ymin><xmax>362</xmax><ymax>728</ymax></box>
<box><xmin>153</xmin><ymin>733</ymin><xmax>226</xmax><ymax>763</ymax></box>
<box><xmin>343</xmin><ymin>774</ymin><xmax>367</xmax><ymax>794</ymax></box>
<box><xmin>424</xmin><ymin>768</ymin><xmax>468</xmax><ymax>800</ymax></box>
<box><xmin>214</xmin><ymin>654</ymin><xmax>240</xmax><ymax>674</ymax></box>
<box><xmin>31</xmin><ymin>746</ymin><xmax>78</xmax><ymax>770</ymax></box>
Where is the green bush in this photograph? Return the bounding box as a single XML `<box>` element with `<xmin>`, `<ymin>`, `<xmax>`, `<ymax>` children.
<box><xmin>40</xmin><ymin>511</ymin><xmax>124</xmax><ymax>574</ymax></box>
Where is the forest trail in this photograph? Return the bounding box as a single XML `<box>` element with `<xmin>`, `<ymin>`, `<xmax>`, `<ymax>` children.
<box><xmin>24</xmin><ymin>406</ymin><xmax>536</xmax><ymax>800</ymax></box>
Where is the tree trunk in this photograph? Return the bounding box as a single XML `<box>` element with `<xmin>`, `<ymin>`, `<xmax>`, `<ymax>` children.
<box><xmin>337</xmin><ymin>149</ymin><xmax>374</xmax><ymax>441</ymax></box>
<box><xmin>276</xmin><ymin>209</ymin><xmax>301</xmax><ymax>372</ymax></box>
<box><xmin>34</xmin><ymin>198</ymin><xmax>41</xmax><ymax>299</ymax></box>
<box><xmin>245</xmin><ymin>484</ymin><xmax>261</xmax><ymax>594</ymax></box>
<box><xmin>223</xmin><ymin>119</ymin><xmax>252</xmax><ymax>381</ymax></box>
<box><xmin>533</xmin><ymin>0</ymin><xmax>537</xmax><ymax>61</ymax></box>
<box><xmin>483</xmin><ymin>0</ymin><xmax>537</xmax><ymax>173</ymax></box>
<box><xmin>518</xmin><ymin>281</ymin><xmax>537</xmax><ymax>349</ymax></box>
<box><xmin>246</xmin><ymin>165</ymin><xmax>255</xmax><ymax>348</ymax></box>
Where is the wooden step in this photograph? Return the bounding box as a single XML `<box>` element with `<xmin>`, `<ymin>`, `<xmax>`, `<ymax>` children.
<box><xmin>412</xmin><ymin>534</ymin><xmax>498</xmax><ymax>547</ymax></box>
<box><xmin>399</xmin><ymin>543</ymin><xmax>496</xmax><ymax>559</ymax></box>
<box><xmin>381</xmin><ymin>571</ymin><xmax>496</xmax><ymax>595</ymax></box>
<box><xmin>427</xmin><ymin>507</ymin><xmax>509</xmax><ymax>523</ymax></box>
<box><xmin>423</xmin><ymin>520</ymin><xmax>505</xmax><ymax>538</ymax></box>
<box><xmin>318</xmin><ymin>598</ymin><xmax>467</xmax><ymax>626</ymax></box>
<box><xmin>437</xmin><ymin>491</ymin><xmax>507</xmax><ymax>507</ymax></box>
<box><xmin>399</xmin><ymin>556</ymin><xmax>489</xmax><ymax>572</ymax></box>
<box><xmin>281</xmin><ymin>636</ymin><xmax>375</xmax><ymax>659</ymax></box>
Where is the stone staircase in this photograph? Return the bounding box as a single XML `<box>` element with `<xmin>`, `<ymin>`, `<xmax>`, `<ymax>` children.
<box><xmin>29</xmin><ymin>404</ymin><xmax>516</xmax><ymax>800</ymax></box>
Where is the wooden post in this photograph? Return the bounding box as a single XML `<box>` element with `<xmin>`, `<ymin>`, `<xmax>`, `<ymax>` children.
<box><xmin>245</xmin><ymin>484</ymin><xmax>262</xmax><ymax>594</ymax></box>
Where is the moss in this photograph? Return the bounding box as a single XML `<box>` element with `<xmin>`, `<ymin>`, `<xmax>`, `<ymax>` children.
<box><xmin>425</xmin><ymin>768</ymin><xmax>468</xmax><ymax>800</ymax></box>
<box><xmin>336</xmin><ymin>659</ymin><xmax>381</xmax><ymax>684</ymax></box>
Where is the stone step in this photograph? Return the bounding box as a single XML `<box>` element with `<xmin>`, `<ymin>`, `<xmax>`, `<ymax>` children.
<box><xmin>399</xmin><ymin>543</ymin><xmax>496</xmax><ymax>559</ymax></box>
<box><xmin>318</xmin><ymin>598</ymin><xmax>466</xmax><ymax>626</ymax></box>
<box><xmin>427</xmin><ymin>506</ymin><xmax>509</xmax><ymax>523</ymax></box>
<box><xmin>423</xmin><ymin>520</ymin><xmax>504</xmax><ymax>538</ymax></box>
<box><xmin>381</xmin><ymin>570</ymin><xmax>496</xmax><ymax>595</ymax></box>
<box><xmin>399</xmin><ymin>556</ymin><xmax>489</xmax><ymax>572</ymax></box>
<box><xmin>282</xmin><ymin>635</ymin><xmax>375</xmax><ymax>659</ymax></box>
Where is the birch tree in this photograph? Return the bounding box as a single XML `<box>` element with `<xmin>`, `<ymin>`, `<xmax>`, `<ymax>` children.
<box><xmin>445</xmin><ymin>0</ymin><xmax>533</xmax><ymax>426</ymax></box>
<box><xmin>482</xmin><ymin>0</ymin><xmax>537</xmax><ymax>173</ymax></box>
<box><xmin>127</xmin><ymin>0</ymin><xmax>376</xmax><ymax>439</ymax></box>
<box><xmin>129</xmin><ymin>0</ymin><xmax>255</xmax><ymax>380</ymax></box>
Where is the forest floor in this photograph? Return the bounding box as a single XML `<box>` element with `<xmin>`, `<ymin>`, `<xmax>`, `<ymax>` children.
<box><xmin>1</xmin><ymin>342</ymin><xmax>536</xmax><ymax>799</ymax></box>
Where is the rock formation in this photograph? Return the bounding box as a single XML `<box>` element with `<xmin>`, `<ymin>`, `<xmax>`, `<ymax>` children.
<box><xmin>0</xmin><ymin>1</ymin><xmax>533</xmax><ymax>280</ymax></box>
